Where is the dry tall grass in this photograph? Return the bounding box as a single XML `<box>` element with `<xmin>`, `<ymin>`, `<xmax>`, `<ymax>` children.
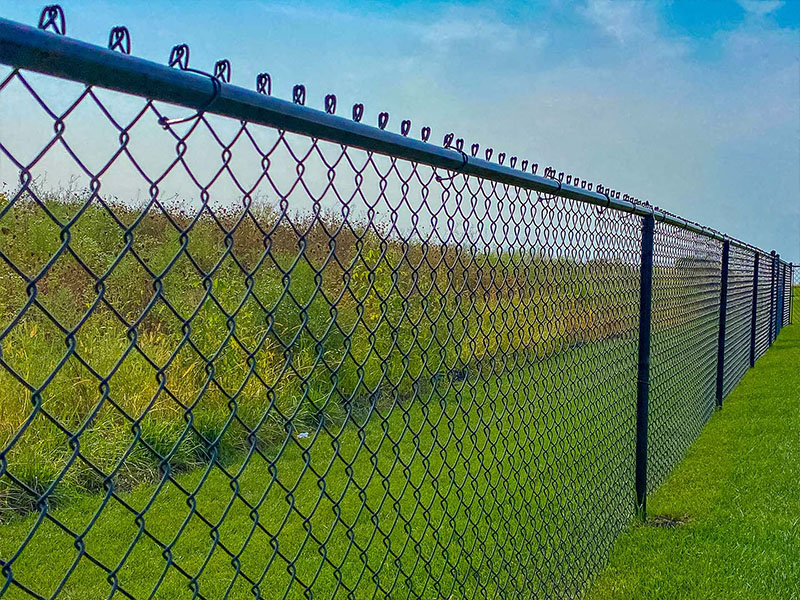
<box><xmin>0</xmin><ymin>188</ymin><xmax>638</xmax><ymax>518</ymax></box>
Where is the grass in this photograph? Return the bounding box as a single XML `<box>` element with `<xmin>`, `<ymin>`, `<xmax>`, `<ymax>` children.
<box><xmin>4</xmin><ymin>329</ymin><xmax>731</xmax><ymax>599</ymax></box>
<box><xmin>587</xmin><ymin>315</ymin><xmax>800</xmax><ymax>600</ymax></box>
<box><xmin>1</xmin><ymin>189</ymin><xmax>647</xmax><ymax>598</ymax></box>
<box><xmin>0</xmin><ymin>329</ymin><xmax>640</xmax><ymax>599</ymax></box>
<box><xmin>0</xmin><ymin>186</ymin><xmax>767</xmax><ymax>599</ymax></box>
<box><xmin>0</xmin><ymin>189</ymin><xmax>637</xmax><ymax>517</ymax></box>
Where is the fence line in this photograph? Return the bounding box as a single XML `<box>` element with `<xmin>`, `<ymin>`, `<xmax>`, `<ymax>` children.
<box><xmin>0</xmin><ymin>7</ymin><xmax>794</xmax><ymax>600</ymax></box>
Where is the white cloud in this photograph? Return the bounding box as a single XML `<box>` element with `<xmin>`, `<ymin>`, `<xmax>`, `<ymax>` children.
<box><xmin>736</xmin><ymin>0</ymin><xmax>785</xmax><ymax>18</ymax></box>
<box><xmin>580</xmin><ymin>0</ymin><xmax>655</xmax><ymax>43</ymax></box>
<box><xmin>415</xmin><ymin>8</ymin><xmax>539</xmax><ymax>54</ymax></box>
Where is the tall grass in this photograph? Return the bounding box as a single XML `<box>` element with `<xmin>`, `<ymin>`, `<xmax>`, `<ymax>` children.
<box><xmin>0</xmin><ymin>188</ymin><xmax>638</xmax><ymax>520</ymax></box>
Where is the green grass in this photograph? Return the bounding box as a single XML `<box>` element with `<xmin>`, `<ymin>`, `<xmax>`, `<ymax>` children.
<box><xmin>587</xmin><ymin>319</ymin><xmax>800</xmax><ymax>600</ymax></box>
<box><xmin>0</xmin><ymin>341</ymin><xmax>638</xmax><ymax>599</ymax></box>
<box><xmin>0</xmin><ymin>191</ymin><xmax>637</xmax><ymax>518</ymax></box>
<box><xmin>1</xmin><ymin>191</ymin><xmax>646</xmax><ymax>598</ymax></box>
<box><xmin>0</xmin><ymin>189</ymin><xmax>762</xmax><ymax>599</ymax></box>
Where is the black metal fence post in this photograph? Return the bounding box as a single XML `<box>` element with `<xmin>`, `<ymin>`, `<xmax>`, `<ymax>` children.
<box><xmin>635</xmin><ymin>213</ymin><xmax>655</xmax><ymax>520</ymax></box>
<box><xmin>715</xmin><ymin>240</ymin><xmax>730</xmax><ymax>407</ymax></box>
<box><xmin>750</xmin><ymin>252</ymin><xmax>759</xmax><ymax>367</ymax></box>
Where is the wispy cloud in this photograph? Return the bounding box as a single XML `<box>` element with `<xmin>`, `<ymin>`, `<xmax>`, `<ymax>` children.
<box><xmin>418</xmin><ymin>12</ymin><xmax>521</xmax><ymax>53</ymax></box>
<box><xmin>580</xmin><ymin>0</ymin><xmax>656</xmax><ymax>43</ymax></box>
<box><xmin>736</xmin><ymin>0</ymin><xmax>785</xmax><ymax>18</ymax></box>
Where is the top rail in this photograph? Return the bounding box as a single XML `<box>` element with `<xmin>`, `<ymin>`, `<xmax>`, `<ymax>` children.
<box><xmin>0</xmin><ymin>17</ymin><xmax>760</xmax><ymax>250</ymax></box>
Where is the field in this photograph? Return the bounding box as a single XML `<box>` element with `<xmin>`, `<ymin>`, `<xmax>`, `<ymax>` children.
<box><xmin>0</xmin><ymin>191</ymin><xmax>642</xmax><ymax>598</ymax></box>
<box><xmin>588</xmin><ymin>317</ymin><xmax>799</xmax><ymax>600</ymax></box>
<box><xmin>0</xmin><ymin>189</ymin><xmax>763</xmax><ymax>598</ymax></box>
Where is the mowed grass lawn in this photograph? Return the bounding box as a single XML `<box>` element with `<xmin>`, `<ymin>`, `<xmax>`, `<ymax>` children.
<box><xmin>588</xmin><ymin>318</ymin><xmax>800</xmax><ymax>600</ymax></box>
<box><xmin>0</xmin><ymin>340</ymin><xmax>639</xmax><ymax>600</ymax></box>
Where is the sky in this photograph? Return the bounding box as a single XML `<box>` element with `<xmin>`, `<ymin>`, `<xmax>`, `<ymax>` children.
<box><xmin>1</xmin><ymin>0</ymin><xmax>799</xmax><ymax>261</ymax></box>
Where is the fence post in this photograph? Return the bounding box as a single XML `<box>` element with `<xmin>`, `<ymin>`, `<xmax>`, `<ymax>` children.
<box><xmin>791</xmin><ymin>264</ymin><xmax>794</xmax><ymax>326</ymax></box>
<box><xmin>750</xmin><ymin>253</ymin><xmax>759</xmax><ymax>367</ymax></box>
<box><xmin>715</xmin><ymin>240</ymin><xmax>730</xmax><ymax>407</ymax></box>
<box><xmin>635</xmin><ymin>213</ymin><xmax>655</xmax><ymax>520</ymax></box>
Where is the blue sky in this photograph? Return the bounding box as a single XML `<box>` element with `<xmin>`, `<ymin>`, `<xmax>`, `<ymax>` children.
<box><xmin>2</xmin><ymin>0</ymin><xmax>799</xmax><ymax>260</ymax></box>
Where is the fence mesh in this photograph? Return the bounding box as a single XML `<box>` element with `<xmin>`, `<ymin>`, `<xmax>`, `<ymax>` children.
<box><xmin>0</xmin><ymin>15</ymin><xmax>794</xmax><ymax>600</ymax></box>
<box><xmin>754</xmin><ymin>254</ymin><xmax>772</xmax><ymax>360</ymax></box>
<box><xmin>647</xmin><ymin>224</ymin><xmax>721</xmax><ymax>492</ymax></box>
<box><xmin>781</xmin><ymin>263</ymin><xmax>791</xmax><ymax>328</ymax></box>
<box><xmin>722</xmin><ymin>245</ymin><xmax>753</xmax><ymax>398</ymax></box>
<box><xmin>793</xmin><ymin>265</ymin><xmax>799</xmax><ymax>325</ymax></box>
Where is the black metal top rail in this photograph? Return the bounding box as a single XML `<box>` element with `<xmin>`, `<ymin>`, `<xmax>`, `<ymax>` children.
<box><xmin>0</xmin><ymin>15</ymin><xmax>768</xmax><ymax>253</ymax></box>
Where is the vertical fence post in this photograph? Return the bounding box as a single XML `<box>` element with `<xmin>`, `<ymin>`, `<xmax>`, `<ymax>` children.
<box><xmin>635</xmin><ymin>213</ymin><xmax>655</xmax><ymax>520</ymax></box>
<box><xmin>715</xmin><ymin>240</ymin><xmax>730</xmax><ymax>407</ymax></box>
<box><xmin>750</xmin><ymin>252</ymin><xmax>759</xmax><ymax>367</ymax></box>
<box><xmin>769</xmin><ymin>251</ymin><xmax>777</xmax><ymax>345</ymax></box>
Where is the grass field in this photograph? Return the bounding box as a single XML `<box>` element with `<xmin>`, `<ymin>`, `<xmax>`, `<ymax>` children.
<box><xmin>0</xmin><ymin>192</ymin><xmax>638</xmax><ymax>518</ymax></box>
<box><xmin>0</xmin><ymin>192</ymin><xmax>644</xmax><ymax>599</ymax></box>
<box><xmin>0</xmin><ymin>332</ymin><xmax>639</xmax><ymax>599</ymax></box>
<box><xmin>587</xmin><ymin>317</ymin><xmax>800</xmax><ymax>600</ymax></box>
<box><xmin>0</xmin><ymin>189</ymin><xmax>783</xmax><ymax>599</ymax></box>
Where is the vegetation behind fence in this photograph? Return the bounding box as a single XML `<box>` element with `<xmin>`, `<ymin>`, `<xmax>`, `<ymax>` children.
<box><xmin>0</xmin><ymin>8</ymin><xmax>794</xmax><ymax>600</ymax></box>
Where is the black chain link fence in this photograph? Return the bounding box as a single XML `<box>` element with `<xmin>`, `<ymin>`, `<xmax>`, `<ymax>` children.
<box><xmin>754</xmin><ymin>255</ymin><xmax>772</xmax><ymax>361</ymax></box>
<box><xmin>646</xmin><ymin>224</ymin><xmax>721</xmax><ymax>493</ymax></box>
<box><xmin>0</xmin><ymin>9</ymin><xmax>794</xmax><ymax>600</ymax></box>
<box><xmin>778</xmin><ymin>262</ymin><xmax>788</xmax><ymax>332</ymax></box>
<box><xmin>722</xmin><ymin>245</ymin><xmax>754</xmax><ymax>398</ymax></box>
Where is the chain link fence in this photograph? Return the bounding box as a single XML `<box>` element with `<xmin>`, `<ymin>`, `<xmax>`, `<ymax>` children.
<box><xmin>721</xmin><ymin>244</ymin><xmax>754</xmax><ymax>398</ymax></box>
<box><xmin>0</xmin><ymin>8</ymin><xmax>795</xmax><ymax>600</ymax></box>
<box><xmin>646</xmin><ymin>224</ymin><xmax>721</xmax><ymax>493</ymax></box>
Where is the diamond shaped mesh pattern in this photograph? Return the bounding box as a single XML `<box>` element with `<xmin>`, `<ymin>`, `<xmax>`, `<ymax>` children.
<box><xmin>793</xmin><ymin>265</ymin><xmax>799</xmax><ymax>324</ymax></box>
<box><xmin>780</xmin><ymin>263</ymin><xmax>790</xmax><ymax>328</ymax></box>
<box><xmin>788</xmin><ymin>265</ymin><xmax>800</xmax><ymax>323</ymax></box>
<box><xmin>722</xmin><ymin>245</ymin><xmax>754</xmax><ymax>398</ymax></box>
<box><xmin>754</xmin><ymin>253</ymin><xmax>773</xmax><ymax>360</ymax></box>
<box><xmin>646</xmin><ymin>223</ymin><xmax>722</xmax><ymax>492</ymax></box>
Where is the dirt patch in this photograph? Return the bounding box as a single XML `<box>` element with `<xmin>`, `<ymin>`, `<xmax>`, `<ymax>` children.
<box><xmin>648</xmin><ymin>514</ymin><xmax>690</xmax><ymax>528</ymax></box>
